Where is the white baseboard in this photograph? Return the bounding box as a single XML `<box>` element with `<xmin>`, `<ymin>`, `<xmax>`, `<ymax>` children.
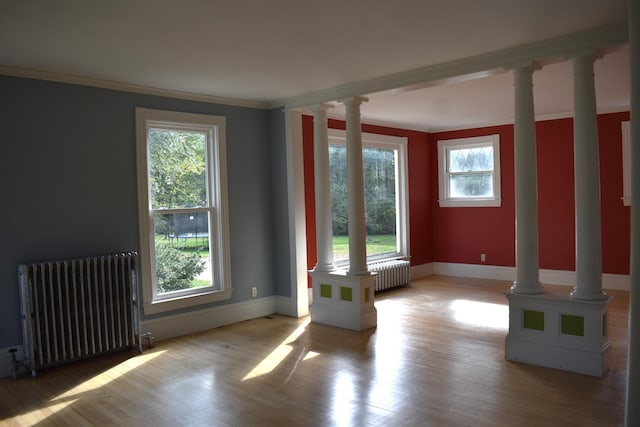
<box><xmin>0</xmin><ymin>346</ymin><xmax>24</xmax><ymax>379</ymax></box>
<box><xmin>141</xmin><ymin>296</ymin><xmax>277</xmax><ymax>342</ymax></box>
<box><xmin>275</xmin><ymin>295</ymin><xmax>310</xmax><ymax>318</ymax></box>
<box><xmin>410</xmin><ymin>263</ymin><xmax>434</xmax><ymax>280</ymax></box>
<box><xmin>434</xmin><ymin>262</ymin><xmax>515</xmax><ymax>281</ymax></box>
<box><xmin>411</xmin><ymin>262</ymin><xmax>630</xmax><ymax>291</ymax></box>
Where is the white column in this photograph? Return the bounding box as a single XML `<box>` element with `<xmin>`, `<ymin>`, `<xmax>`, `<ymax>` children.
<box><xmin>342</xmin><ymin>97</ymin><xmax>369</xmax><ymax>276</ymax></box>
<box><xmin>626</xmin><ymin>0</ymin><xmax>640</xmax><ymax>424</ymax></box>
<box><xmin>311</xmin><ymin>104</ymin><xmax>336</xmax><ymax>272</ymax></box>
<box><xmin>511</xmin><ymin>65</ymin><xmax>544</xmax><ymax>295</ymax></box>
<box><xmin>570</xmin><ymin>52</ymin><xmax>607</xmax><ymax>301</ymax></box>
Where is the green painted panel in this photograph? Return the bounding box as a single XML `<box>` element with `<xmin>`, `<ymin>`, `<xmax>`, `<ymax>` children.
<box><xmin>602</xmin><ymin>312</ymin><xmax>608</xmax><ymax>337</ymax></box>
<box><xmin>561</xmin><ymin>314</ymin><xmax>584</xmax><ymax>336</ymax></box>
<box><xmin>523</xmin><ymin>309</ymin><xmax>545</xmax><ymax>331</ymax></box>
<box><xmin>320</xmin><ymin>284</ymin><xmax>332</xmax><ymax>299</ymax></box>
<box><xmin>364</xmin><ymin>287</ymin><xmax>370</xmax><ymax>303</ymax></box>
<box><xmin>340</xmin><ymin>286</ymin><xmax>352</xmax><ymax>302</ymax></box>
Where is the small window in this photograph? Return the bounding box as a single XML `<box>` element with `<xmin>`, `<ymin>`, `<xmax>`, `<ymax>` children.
<box><xmin>622</xmin><ymin>121</ymin><xmax>631</xmax><ymax>206</ymax></box>
<box><xmin>437</xmin><ymin>135</ymin><xmax>501</xmax><ymax>207</ymax></box>
<box><xmin>136</xmin><ymin>108</ymin><xmax>232</xmax><ymax>314</ymax></box>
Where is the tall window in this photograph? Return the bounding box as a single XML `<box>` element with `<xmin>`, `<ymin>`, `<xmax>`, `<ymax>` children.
<box><xmin>437</xmin><ymin>135</ymin><xmax>501</xmax><ymax>207</ymax></box>
<box><xmin>328</xmin><ymin>129</ymin><xmax>409</xmax><ymax>264</ymax></box>
<box><xmin>136</xmin><ymin>108</ymin><xmax>231</xmax><ymax>314</ymax></box>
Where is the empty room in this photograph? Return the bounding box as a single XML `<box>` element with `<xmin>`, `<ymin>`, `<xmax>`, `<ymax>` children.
<box><xmin>1</xmin><ymin>1</ymin><xmax>638</xmax><ymax>426</ymax></box>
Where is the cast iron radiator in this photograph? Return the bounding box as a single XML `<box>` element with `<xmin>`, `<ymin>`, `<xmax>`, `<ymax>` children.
<box><xmin>369</xmin><ymin>259</ymin><xmax>410</xmax><ymax>292</ymax></box>
<box><xmin>17</xmin><ymin>252</ymin><xmax>141</xmax><ymax>375</ymax></box>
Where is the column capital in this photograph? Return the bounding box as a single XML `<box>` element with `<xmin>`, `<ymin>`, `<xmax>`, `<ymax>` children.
<box><xmin>567</xmin><ymin>48</ymin><xmax>604</xmax><ymax>64</ymax></box>
<box><xmin>506</xmin><ymin>61</ymin><xmax>542</xmax><ymax>74</ymax></box>
<box><xmin>310</xmin><ymin>103</ymin><xmax>335</xmax><ymax>113</ymax></box>
<box><xmin>339</xmin><ymin>96</ymin><xmax>369</xmax><ymax>106</ymax></box>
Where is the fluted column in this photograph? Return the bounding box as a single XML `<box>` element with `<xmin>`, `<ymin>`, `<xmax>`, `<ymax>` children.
<box><xmin>626</xmin><ymin>0</ymin><xmax>640</xmax><ymax>424</ymax></box>
<box><xmin>342</xmin><ymin>97</ymin><xmax>369</xmax><ymax>276</ymax></box>
<box><xmin>311</xmin><ymin>104</ymin><xmax>336</xmax><ymax>272</ymax></box>
<box><xmin>570</xmin><ymin>52</ymin><xmax>607</xmax><ymax>301</ymax></box>
<box><xmin>511</xmin><ymin>64</ymin><xmax>544</xmax><ymax>295</ymax></box>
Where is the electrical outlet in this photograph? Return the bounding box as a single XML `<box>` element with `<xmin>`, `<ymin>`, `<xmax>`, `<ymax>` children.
<box><xmin>481</xmin><ymin>253</ymin><xmax>486</xmax><ymax>262</ymax></box>
<box><xmin>251</xmin><ymin>287</ymin><xmax>257</xmax><ymax>298</ymax></box>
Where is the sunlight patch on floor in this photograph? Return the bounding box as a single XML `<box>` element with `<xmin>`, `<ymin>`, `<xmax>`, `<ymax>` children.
<box><xmin>49</xmin><ymin>350</ymin><xmax>167</xmax><ymax>403</ymax></box>
<box><xmin>450</xmin><ymin>299</ymin><xmax>508</xmax><ymax>330</ymax></box>
<box><xmin>242</xmin><ymin>318</ymin><xmax>311</xmax><ymax>381</ymax></box>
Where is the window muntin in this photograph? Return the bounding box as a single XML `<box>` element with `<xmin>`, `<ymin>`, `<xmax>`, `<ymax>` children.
<box><xmin>328</xmin><ymin>129</ymin><xmax>409</xmax><ymax>265</ymax></box>
<box><xmin>136</xmin><ymin>108</ymin><xmax>231</xmax><ymax>314</ymax></box>
<box><xmin>438</xmin><ymin>135</ymin><xmax>501</xmax><ymax>207</ymax></box>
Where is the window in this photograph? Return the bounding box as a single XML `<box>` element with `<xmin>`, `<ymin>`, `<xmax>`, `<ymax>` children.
<box><xmin>437</xmin><ymin>134</ymin><xmax>501</xmax><ymax>207</ymax></box>
<box><xmin>136</xmin><ymin>108</ymin><xmax>231</xmax><ymax>314</ymax></box>
<box><xmin>328</xmin><ymin>129</ymin><xmax>409</xmax><ymax>264</ymax></box>
<box><xmin>622</xmin><ymin>121</ymin><xmax>631</xmax><ymax>206</ymax></box>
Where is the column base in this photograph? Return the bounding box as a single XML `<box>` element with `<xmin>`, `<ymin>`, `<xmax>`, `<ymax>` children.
<box><xmin>505</xmin><ymin>290</ymin><xmax>612</xmax><ymax>377</ymax></box>
<box><xmin>510</xmin><ymin>280</ymin><xmax>544</xmax><ymax>295</ymax></box>
<box><xmin>570</xmin><ymin>288</ymin><xmax>608</xmax><ymax>301</ymax></box>
<box><xmin>309</xmin><ymin>270</ymin><xmax>377</xmax><ymax>331</ymax></box>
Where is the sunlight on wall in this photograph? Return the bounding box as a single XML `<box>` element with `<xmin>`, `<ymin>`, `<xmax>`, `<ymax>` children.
<box><xmin>242</xmin><ymin>318</ymin><xmax>311</xmax><ymax>381</ymax></box>
<box><xmin>450</xmin><ymin>299</ymin><xmax>508</xmax><ymax>330</ymax></box>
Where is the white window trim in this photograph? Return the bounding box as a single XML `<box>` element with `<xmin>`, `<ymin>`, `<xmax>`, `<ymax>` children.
<box><xmin>622</xmin><ymin>120</ymin><xmax>631</xmax><ymax>206</ymax></box>
<box><xmin>328</xmin><ymin>128</ymin><xmax>410</xmax><ymax>265</ymax></box>
<box><xmin>437</xmin><ymin>134</ymin><xmax>501</xmax><ymax>207</ymax></box>
<box><xmin>136</xmin><ymin>108</ymin><xmax>232</xmax><ymax>315</ymax></box>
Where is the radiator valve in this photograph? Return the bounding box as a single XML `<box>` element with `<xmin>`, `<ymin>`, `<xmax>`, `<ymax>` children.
<box><xmin>8</xmin><ymin>348</ymin><xmax>33</xmax><ymax>380</ymax></box>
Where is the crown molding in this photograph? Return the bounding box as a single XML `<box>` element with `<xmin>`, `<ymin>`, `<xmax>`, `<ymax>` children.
<box><xmin>274</xmin><ymin>22</ymin><xmax>628</xmax><ymax>110</ymax></box>
<box><xmin>0</xmin><ymin>65</ymin><xmax>271</xmax><ymax>110</ymax></box>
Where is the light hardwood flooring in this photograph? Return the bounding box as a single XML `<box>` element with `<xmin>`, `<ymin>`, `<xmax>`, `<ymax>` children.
<box><xmin>0</xmin><ymin>276</ymin><xmax>629</xmax><ymax>426</ymax></box>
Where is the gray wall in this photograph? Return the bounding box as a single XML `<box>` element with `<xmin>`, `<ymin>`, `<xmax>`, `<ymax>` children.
<box><xmin>0</xmin><ymin>75</ymin><xmax>282</xmax><ymax>347</ymax></box>
<box><xmin>269</xmin><ymin>107</ymin><xmax>292</xmax><ymax>298</ymax></box>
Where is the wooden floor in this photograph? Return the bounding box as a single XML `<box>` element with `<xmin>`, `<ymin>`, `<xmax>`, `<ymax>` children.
<box><xmin>0</xmin><ymin>276</ymin><xmax>629</xmax><ymax>426</ymax></box>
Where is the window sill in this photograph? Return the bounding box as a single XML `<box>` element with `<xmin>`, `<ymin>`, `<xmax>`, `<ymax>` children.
<box><xmin>438</xmin><ymin>198</ymin><xmax>502</xmax><ymax>208</ymax></box>
<box><xmin>143</xmin><ymin>288</ymin><xmax>233</xmax><ymax>315</ymax></box>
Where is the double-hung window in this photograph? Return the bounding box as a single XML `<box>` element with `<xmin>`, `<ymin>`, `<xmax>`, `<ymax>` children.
<box><xmin>328</xmin><ymin>129</ymin><xmax>409</xmax><ymax>264</ymax></box>
<box><xmin>437</xmin><ymin>134</ymin><xmax>501</xmax><ymax>207</ymax></box>
<box><xmin>136</xmin><ymin>108</ymin><xmax>232</xmax><ymax>314</ymax></box>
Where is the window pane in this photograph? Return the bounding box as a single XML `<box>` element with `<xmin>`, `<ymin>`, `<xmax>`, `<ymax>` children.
<box><xmin>449</xmin><ymin>146</ymin><xmax>493</xmax><ymax>172</ymax></box>
<box><xmin>363</xmin><ymin>147</ymin><xmax>397</xmax><ymax>258</ymax></box>
<box><xmin>148</xmin><ymin>129</ymin><xmax>207</xmax><ymax>209</ymax></box>
<box><xmin>152</xmin><ymin>212</ymin><xmax>211</xmax><ymax>294</ymax></box>
<box><xmin>449</xmin><ymin>172</ymin><xmax>494</xmax><ymax>198</ymax></box>
<box><xmin>329</xmin><ymin>145</ymin><xmax>349</xmax><ymax>262</ymax></box>
<box><xmin>329</xmin><ymin>144</ymin><xmax>399</xmax><ymax>261</ymax></box>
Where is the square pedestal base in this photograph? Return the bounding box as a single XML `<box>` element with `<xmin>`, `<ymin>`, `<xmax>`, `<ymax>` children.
<box><xmin>310</xmin><ymin>270</ymin><xmax>377</xmax><ymax>331</ymax></box>
<box><xmin>505</xmin><ymin>290</ymin><xmax>611</xmax><ymax>377</ymax></box>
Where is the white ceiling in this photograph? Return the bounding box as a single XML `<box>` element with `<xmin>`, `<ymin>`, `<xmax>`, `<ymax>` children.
<box><xmin>0</xmin><ymin>0</ymin><xmax>630</xmax><ymax>131</ymax></box>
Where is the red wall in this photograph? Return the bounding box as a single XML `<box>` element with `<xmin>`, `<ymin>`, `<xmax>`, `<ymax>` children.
<box><xmin>599</xmin><ymin>112</ymin><xmax>631</xmax><ymax>274</ymax></box>
<box><xmin>431</xmin><ymin>125</ymin><xmax>516</xmax><ymax>267</ymax></box>
<box><xmin>303</xmin><ymin>111</ymin><xmax>630</xmax><ymax>282</ymax></box>
<box><xmin>536</xmin><ymin>118</ymin><xmax>576</xmax><ymax>271</ymax></box>
<box><xmin>303</xmin><ymin>116</ymin><xmax>432</xmax><ymax>285</ymax></box>
<box><xmin>432</xmin><ymin>112</ymin><xmax>630</xmax><ymax>274</ymax></box>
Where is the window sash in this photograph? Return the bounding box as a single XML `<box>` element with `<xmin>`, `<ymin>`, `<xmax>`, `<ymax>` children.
<box><xmin>149</xmin><ymin>207</ymin><xmax>218</xmax><ymax>301</ymax></box>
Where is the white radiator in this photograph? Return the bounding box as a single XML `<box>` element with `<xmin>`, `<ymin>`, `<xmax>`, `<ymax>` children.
<box><xmin>369</xmin><ymin>259</ymin><xmax>410</xmax><ymax>292</ymax></box>
<box><xmin>17</xmin><ymin>252</ymin><xmax>141</xmax><ymax>376</ymax></box>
